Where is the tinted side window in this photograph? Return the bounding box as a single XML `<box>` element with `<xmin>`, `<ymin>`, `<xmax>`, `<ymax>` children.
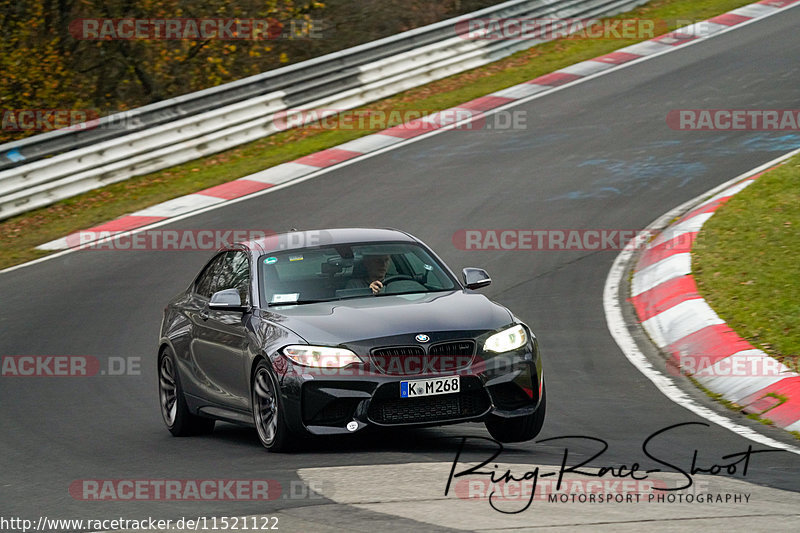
<box><xmin>194</xmin><ymin>251</ymin><xmax>251</xmax><ymax>302</ymax></box>
<box><xmin>195</xmin><ymin>253</ymin><xmax>226</xmax><ymax>298</ymax></box>
<box><xmin>228</xmin><ymin>251</ymin><xmax>251</xmax><ymax>303</ymax></box>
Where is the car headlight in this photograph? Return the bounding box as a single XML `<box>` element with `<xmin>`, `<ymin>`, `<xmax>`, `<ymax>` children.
<box><xmin>282</xmin><ymin>345</ymin><xmax>363</xmax><ymax>368</ymax></box>
<box><xmin>484</xmin><ymin>325</ymin><xmax>528</xmax><ymax>353</ymax></box>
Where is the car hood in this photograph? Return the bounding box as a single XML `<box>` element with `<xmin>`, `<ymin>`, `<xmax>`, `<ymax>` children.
<box><xmin>266</xmin><ymin>290</ymin><xmax>514</xmax><ymax>345</ymax></box>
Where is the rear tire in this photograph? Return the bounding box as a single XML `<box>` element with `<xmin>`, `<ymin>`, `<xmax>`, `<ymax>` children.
<box><xmin>252</xmin><ymin>360</ymin><xmax>297</xmax><ymax>452</ymax></box>
<box><xmin>485</xmin><ymin>380</ymin><xmax>546</xmax><ymax>443</ymax></box>
<box><xmin>158</xmin><ymin>348</ymin><xmax>215</xmax><ymax>436</ymax></box>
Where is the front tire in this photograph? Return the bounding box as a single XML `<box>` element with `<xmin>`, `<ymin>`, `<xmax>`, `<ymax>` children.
<box><xmin>485</xmin><ymin>380</ymin><xmax>546</xmax><ymax>443</ymax></box>
<box><xmin>158</xmin><ymin>348</ymin><xmax>215</xmax><ymax>436</ymax></box>
<box><xmin>252</xmin><ymin>360</ymin><xmax>297</xmax><ymax>452</ymax></box>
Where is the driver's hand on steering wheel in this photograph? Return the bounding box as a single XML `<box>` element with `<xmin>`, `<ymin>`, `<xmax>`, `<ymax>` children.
<box><xmin>369</xmin><ymin>280</ymin><xmax>384</xmax><ymax>294</ymax></box>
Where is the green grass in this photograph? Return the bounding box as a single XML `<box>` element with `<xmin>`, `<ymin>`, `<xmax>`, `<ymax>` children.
<box><xmin>693</xmin><ymin>156</ymin><xmax>800</xmax><ymax>373</ymax></box>
<box><xmin>0</xmin><ymin>0</ymin><xmax>755</xmax><ymax>270</ymax></box>
<box><xmin>745</xmin><ymin>413</ymin><xmax>775</xmax><ymax>426</ymax></box>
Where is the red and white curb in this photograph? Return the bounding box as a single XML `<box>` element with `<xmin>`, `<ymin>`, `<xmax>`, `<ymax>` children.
<box><xmin>630</xmin><ymin>163</ymin><xmax>800</xmax><ymax>434</ymax></box>
<box><xmin>35</xmin><ymin>0</ymin><xmax>800</xmax><ymax>252</ymax></box>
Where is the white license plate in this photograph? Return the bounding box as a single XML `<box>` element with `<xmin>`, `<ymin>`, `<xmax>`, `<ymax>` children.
<box><xmin>400</xmin><ymin>375</ymin><xmax>460</xmax><ymax>398</ymax></box>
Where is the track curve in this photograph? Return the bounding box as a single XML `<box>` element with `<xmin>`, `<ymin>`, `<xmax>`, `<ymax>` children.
<box><xmin>2</xmin><ymin>6</ymin><xmax>800</xmax><ymax>529</ymax></box>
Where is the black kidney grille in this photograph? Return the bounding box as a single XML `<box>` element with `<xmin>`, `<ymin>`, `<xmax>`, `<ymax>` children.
<box><xmin>370</xmin><ymin>341</ymin><xmax>475</xmax><ymax>376</ymax></box>
<box><xmin>372</xmin><ymin>346</ymin><xmax>425</xmax><ymax>357</ymax></box>
<box><xmin>429</xmin><ymin>340</ymin><xmax>475</xmax><ymax>356</ymax></box>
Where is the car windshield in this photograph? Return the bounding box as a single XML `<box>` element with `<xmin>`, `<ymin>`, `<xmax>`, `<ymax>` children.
<box><xmin>258</xmin><ymin>241</ymin><xmax>458</xmax><ymax>306</ymax></box>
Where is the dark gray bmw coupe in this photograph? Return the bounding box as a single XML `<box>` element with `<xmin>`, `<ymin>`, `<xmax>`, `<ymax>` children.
<box><xmin>158</xmin><ymin>228</ymin><xmax>545</xmax><ymax>451</ymax></box>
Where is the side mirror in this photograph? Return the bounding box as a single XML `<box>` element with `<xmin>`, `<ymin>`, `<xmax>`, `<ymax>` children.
<box><xmin>462</xmin><ymin>267</ymin><xmax>491</xmax><ymax>290</ymax></box>
<box><xmin>209</xmin><ymin>288</ymin><xmax>247</xmax><ymax>311</ymax></box>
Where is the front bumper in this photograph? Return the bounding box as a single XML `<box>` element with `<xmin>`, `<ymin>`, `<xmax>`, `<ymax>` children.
<box><xmin>276</xmin><ymin>347</ymin><xmax>543</xmax><ymax>436</ymax></box>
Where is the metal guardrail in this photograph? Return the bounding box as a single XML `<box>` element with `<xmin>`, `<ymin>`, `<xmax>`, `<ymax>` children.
<box><xmin>0</xmin><ymin>0</ymin><xmax>649</xmax><ymax>220</ymax></box>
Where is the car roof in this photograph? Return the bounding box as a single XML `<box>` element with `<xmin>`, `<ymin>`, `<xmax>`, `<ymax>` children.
<box><xmin>239</xmin><ymin>227</ymin><xmax>419</xmax><ymax>255</ymax></box>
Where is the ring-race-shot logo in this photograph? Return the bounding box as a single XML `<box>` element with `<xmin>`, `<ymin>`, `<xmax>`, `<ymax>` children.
<box><xmin>452</xmin><ymin>476</ymin><xmax>749</xmax><ymax>508</ymax></box>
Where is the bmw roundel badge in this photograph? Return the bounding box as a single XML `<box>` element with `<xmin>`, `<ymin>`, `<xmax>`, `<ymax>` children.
<box><xmin>415</xmin><ymin>334</ymin><xmax>430</xmax><ymax>343</ymax></box>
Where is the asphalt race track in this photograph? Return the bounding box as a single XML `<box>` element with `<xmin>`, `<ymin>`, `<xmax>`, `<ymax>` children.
<box><xmin>2</xmin><ymin>6</ymin><xmax>800</xmax><ymax>531</ymax></box>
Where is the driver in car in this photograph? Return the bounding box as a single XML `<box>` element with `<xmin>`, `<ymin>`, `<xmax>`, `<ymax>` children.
<box><xmin>346</xmin><ymin>253</ymin><xmax>391</xmax><ymax>294</ymax></box>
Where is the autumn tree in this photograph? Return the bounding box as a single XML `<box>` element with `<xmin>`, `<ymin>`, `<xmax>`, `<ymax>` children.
<box><xmin>0</xmin><ymin>0</ymin><xmax>499</xmax><ymax>143</ymax></box>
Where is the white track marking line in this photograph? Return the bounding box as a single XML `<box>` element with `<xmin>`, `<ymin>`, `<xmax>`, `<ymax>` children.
<box><xmin>604</xmin><ymin>148</ymin><xmax>800</xmax><ymax>455</ymax></box>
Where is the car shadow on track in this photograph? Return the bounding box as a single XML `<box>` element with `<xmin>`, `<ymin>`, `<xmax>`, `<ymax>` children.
<box><xmin>207</xmin><ymin>422</ymin><xmax>511</xmax><ymax>456</ymax></box>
